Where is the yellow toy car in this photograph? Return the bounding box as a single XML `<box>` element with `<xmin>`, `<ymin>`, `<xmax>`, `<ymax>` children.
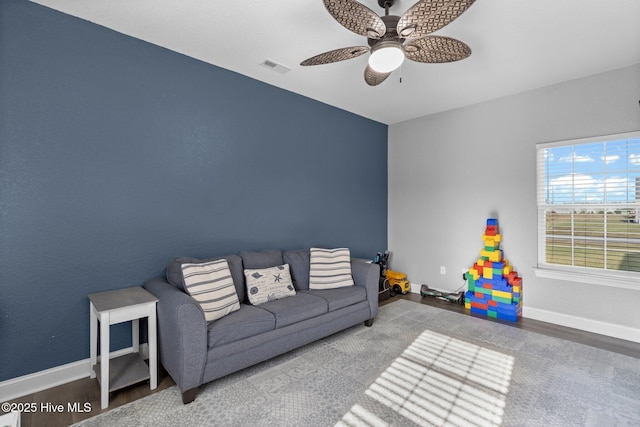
<box><xmin>386</xmin><ymin>270</ymin><xmax>411</xmax><ymax>295</ymax></box>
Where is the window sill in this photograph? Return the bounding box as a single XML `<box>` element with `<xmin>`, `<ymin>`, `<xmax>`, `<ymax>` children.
<box><xmin>532</xmin><ymin>267</ymin><xmax>640</xmax><ymax>290</ymax></box>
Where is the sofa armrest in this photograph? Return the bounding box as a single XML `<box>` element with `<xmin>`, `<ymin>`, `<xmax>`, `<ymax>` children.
<box><xmin>351</xmin><ymin>258</ymin><xmax>380</xmax><ymax>319</ymax></box>
<box><xmin>143</xmin><ymin>277</ymin><xmax>207</xmax><ymax>393</ymax></box>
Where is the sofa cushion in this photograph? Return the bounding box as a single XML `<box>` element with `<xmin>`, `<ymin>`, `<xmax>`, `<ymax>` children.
<box><xmin>207</xmin><ymin>304</ymin><xmax>275</xmax><ymax>347</ymax></box>
<box><xmin>181</xmin><ymin>259</ymin><xmax>241</xmax><ymax>323</ymax></box>
<box><xmin>166</xmin><ymin>254</ymin><xmax>246</xmax><ymax>303</ymax></box>
<box><xmin>301</xmin><ymin>286</ymin><xmax>367</xmax><ymax>312</ymax></box>
<box><xmin>239</xmin><ymin>249</ymin><xmax>283</xmax><ymax>269</ymax></box>
<box><xmin>257</xmin><ymin>292</ymin><xmax>328</xmax><ymax>328</ymax></box>
<box><xmin>244</xmin><ymin>264</ymin><xmax>296</xmax><ymax>305</ymax></box>
<box><xmin>283</xmin><ymin>248</ymin><xmax>310</xmax><ymax>290</ymax></box>
<box><xmin>309</xmin><ymin>247</ymin><xmax>354</xmax><ymax>290</ymax></box>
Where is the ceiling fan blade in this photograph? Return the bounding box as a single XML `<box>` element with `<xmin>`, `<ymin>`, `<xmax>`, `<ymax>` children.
<box><xmin>403</xmin><ymin>36</ymin><xmax>471</xmax><ymax>63</ymax></box>
<box><xmin>397</xmin><ymin>0</ymin><xmax>476</xmax><ymax>39</ymax></box>
<box><xmin>323</xmin><ymin>0</ymin><xmax>386</xmax><ymax>39</ymax></box>
<box><xmin>364</xmin><ymin>65</ymin><xmax>392</xmax><ymax>86</ymax></box>
<box><xmin>300</xmin><ymin>46</ymin><xmax>369</xmax><ymax>66</ymax></box>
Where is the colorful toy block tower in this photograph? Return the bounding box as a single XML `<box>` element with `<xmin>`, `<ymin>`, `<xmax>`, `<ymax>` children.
<box><xmin>464</xmin><ymin>218</ymin><xmax>522</xmax><ymax>322</ymax></box>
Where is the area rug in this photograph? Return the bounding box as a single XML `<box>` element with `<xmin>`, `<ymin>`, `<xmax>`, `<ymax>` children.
<box><xmin>73</xmin><ymin>299</ymin><xmax>640</xmax><ymax>426</ymax></box>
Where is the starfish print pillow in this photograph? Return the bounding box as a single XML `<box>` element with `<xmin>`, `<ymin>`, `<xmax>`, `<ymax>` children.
<box><xmin>244</xmin><ymin>264</ymin><xmax>296</xmax><ymax>305</ymax></box>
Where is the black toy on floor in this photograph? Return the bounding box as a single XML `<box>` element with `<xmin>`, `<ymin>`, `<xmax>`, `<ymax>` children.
<box><xmin>420</xmin><ymin>284</ymin><xmax>465</xmax><ymax>304</ymax></box>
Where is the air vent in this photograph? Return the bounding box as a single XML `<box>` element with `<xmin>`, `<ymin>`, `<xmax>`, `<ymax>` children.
<box><xmin>260</xmin><ymin>59</ymin><xmax>291</xmax><ymax>75</ymax></box>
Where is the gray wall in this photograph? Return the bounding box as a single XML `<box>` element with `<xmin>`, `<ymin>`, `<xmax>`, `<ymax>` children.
<box><xmin>389</xmin><ymin>64</ymin><xmax>640</xmax><ymax>334</ymax></box>
<box><xmin>0</xmin><ymin>0</ymin><xmax>387</xmax><ymax>382</ymax></box>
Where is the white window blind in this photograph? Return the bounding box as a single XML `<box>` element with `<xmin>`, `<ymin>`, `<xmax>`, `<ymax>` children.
<box><xmin>536</xmin><ymin>131</ymin><xmax>640</xmax><ymax>279</ymax></box>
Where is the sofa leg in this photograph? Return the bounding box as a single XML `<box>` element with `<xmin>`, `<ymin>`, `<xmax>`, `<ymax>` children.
<box><xmin>182</xmin><ymin>387</ymin><xmax>198</xmax><ymax>404</ymax></box>
<box><xmin>364</xmin><ymin>318</ymin><xmax>374</xmax><ymax>327</ymax></box>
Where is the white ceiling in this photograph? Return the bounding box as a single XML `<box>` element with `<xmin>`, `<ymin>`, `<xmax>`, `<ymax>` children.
<box><xmin>32</xmin><ymin>0</ymin><xmax>640</xmax><ymax>125</ymax></box>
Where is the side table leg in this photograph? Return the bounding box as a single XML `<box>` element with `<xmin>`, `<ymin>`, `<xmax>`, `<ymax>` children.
<box><xmin>89</xmin><ymin>304</ymin><xmax>97</xmax><ymax>379</ymax></box>
<box><xmin>99</xmin><ymin>312</ymin><xmax>110</xmax><ymax>409</ymax></box>
<box><xmin>148</xmin><ymin>307</ymin><xmax>157</xmax><ymax>390</ymax></box>
<box><xmin>132</xmin><ymin>318</ymin><xmax>140</xmax><ymax>354</ymax></box>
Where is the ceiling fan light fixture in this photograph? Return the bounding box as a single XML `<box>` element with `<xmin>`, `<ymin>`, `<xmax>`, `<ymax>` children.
<box><xmin>368</xmin><ymin>41</ymin><xmax>404</xmax><ymax>73</ymax></box>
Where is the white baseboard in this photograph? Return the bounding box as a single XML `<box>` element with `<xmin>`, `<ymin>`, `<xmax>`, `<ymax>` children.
<box><xmin>410</xmin><ymin>287</ymin><xmax>640</xmax><ymax>344</ymax></box>
<box><xmin>523</xmin><ymin>306</ymin><xmax>640</xmax><ymax>344</ymax></box>
<box><xmin>0</xmin><ymin>344</ymin><xmax>149</xmax><ymax>403</ymax></box>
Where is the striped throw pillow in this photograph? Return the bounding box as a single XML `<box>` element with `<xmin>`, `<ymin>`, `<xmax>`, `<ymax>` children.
<box><xmin>181</xmin><ymin>259</ymin><xmax>240</xmax><ymax>322</ymax></box>
<box><xmin>309</xmin><ymin>247</ymin><xmax>354</xmax><ymax>290</ymax></box>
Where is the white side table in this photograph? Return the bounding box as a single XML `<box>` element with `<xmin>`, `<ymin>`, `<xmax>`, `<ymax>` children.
<box><xmin>88</xmin><ymin>286</ymin><xmax>158</xmax><ymax>409</ymax></box>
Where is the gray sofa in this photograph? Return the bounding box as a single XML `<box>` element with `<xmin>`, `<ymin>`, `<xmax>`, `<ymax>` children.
<box><xmin>143</xmin><ymin>248</ymin><xmax>379</xmax><ymax>403</ymax></box>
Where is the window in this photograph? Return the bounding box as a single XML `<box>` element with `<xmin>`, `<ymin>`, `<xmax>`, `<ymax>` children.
<box><xmin>536</xmin><ymin>131</ymin><xmax>640</xmax><ymax>287</ymax></box>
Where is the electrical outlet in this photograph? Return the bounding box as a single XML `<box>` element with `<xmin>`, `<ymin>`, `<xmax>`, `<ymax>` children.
<box><xmin>440</xmin><ymin>266</ymin><xmax>446</xmax><ymax>275</ymax></box>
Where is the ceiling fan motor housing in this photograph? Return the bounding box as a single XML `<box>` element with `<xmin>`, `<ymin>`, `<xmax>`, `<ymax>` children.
<box><xmin>368</xmin><ymin>15</ymin><xmax>401</xmax><ymax>47</ymax></box>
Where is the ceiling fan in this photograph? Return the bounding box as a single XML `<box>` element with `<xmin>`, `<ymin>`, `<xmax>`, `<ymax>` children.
<box><xmin>301</xmin><ymin>0</ymin><xmax>476</xmax><ymax>86</ymax></box>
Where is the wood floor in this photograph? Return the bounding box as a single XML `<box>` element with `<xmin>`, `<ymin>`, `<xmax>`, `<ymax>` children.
<box><xmin>385</xmin><ymin>293</ymin><xmax>640</xmax><ymax>358</ymax></box>
<box><xmin>8</xmin><ymin>294</ymin><xmax>640</xmax><ymax>427</ymax></box>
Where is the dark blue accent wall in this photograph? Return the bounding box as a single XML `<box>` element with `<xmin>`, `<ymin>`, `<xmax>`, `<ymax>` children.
<box><xmin>0</xmin><ymin>1</ymin><xmax>387</xmax><ymax>382</ymax></box>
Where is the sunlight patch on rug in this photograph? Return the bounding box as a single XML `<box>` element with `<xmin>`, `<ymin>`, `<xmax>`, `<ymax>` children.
<box><xmin>338</xmin><ymin>329</ymin><xmax>514</xmax><ymax>427</ymax></box>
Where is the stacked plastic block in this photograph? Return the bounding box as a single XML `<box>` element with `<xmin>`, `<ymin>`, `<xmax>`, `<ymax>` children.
<box><xmin>464</xmin><ymin>218</ymin><xmax>522</xmax><ymax>322</ymax></box>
